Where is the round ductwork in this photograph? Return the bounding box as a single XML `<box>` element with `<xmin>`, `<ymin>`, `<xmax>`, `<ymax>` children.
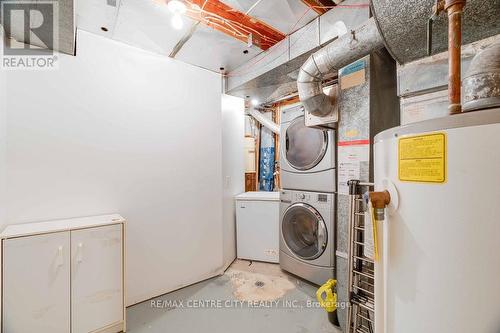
<box><xmin>370</xmin><ymin>0</ymin><xmax>500</xmax><ymax>64</ymax></box>
<box><xmin>463</xmin><ymin>40</ymin><xmax>500</xmax><ymax>112</ymax></box>
<box><xmin>298</xmin><ymin>0</ymin><xmax>500</xmax><ymax>118</ymax></box>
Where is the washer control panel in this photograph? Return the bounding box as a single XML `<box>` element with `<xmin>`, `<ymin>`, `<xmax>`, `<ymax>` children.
<box><xmin>295</xmin><ymin>193</ymin><xmax>309</xmax><ymax>201</ymax></box>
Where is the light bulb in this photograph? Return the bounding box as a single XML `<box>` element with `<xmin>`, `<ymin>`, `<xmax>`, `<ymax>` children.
<box><xmin>167</xmin><ymin>0</ymin><xmax>187</xmax><ymax>14</ymax></box>
<box><xmin>171</xmin><ymin>14</ymin><xmax>184</xmax><ymax>30</ymax></box>
<box><xmin>251</xmin><ymin>99</ymin><xmax>259</xmax><ymax>106</ymax></box>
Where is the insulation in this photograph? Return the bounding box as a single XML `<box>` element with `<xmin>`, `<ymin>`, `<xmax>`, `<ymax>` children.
<box><xmin>371</xmin><ymin>0</ymin><xmax>500</xmax><ymax>64</ymax></box>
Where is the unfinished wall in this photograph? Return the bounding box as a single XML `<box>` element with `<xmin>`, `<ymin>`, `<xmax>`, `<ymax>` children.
<box><xmin>221</xmin><ymin>95</ymin><xmax>245</xmax><ymax>270</ymax></box>
<box><xmin>0</xmin><ymin>30</ymin><xmax>223</xmax><ymax>306</ymax></box>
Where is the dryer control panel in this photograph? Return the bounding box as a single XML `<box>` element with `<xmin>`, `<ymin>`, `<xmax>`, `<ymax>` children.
<box><xmin>281</xmin><ymin>190</ymin><xmax>334</xmax><ymax>205</ymax></box>
<box><xmin>280</xmin><ymin>105</ymin><xmax>304</xmax><ymax>124</ymax></box>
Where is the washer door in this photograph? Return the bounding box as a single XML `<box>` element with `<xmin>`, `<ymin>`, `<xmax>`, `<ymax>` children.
<box><xmin>285</xmin><ymin>116</ymin><xmax>328</xmax><ymax>171</ymax></box>
<box><xmin>282</xmin><ymin>203</ymin><xmax>328</xmax><ymax>260</ymax></box>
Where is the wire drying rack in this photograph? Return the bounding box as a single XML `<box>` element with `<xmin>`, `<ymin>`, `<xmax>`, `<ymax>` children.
<box><xmin>346</xmin><ymin>180</ymin><xmax>375</xmax><ymax>333</ymax></box>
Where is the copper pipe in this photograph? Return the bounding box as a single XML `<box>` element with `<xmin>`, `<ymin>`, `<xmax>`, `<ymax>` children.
<box><xmin>445</xmin><ymin>0</ymin><xmax>466</xmax><ymax>115</ymax></box>
<box><xmin>369</xmin><ymin>191</ymin><xmax>391</xmax><ymax>210</ymax></box>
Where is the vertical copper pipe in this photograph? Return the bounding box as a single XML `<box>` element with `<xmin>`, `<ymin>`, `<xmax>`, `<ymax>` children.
<box><xmin>445</xmin><ymin>0</ymin><xmax>466</xmax><ymax>115</ymax></box>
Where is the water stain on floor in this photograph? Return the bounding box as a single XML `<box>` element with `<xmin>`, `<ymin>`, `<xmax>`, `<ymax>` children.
<box><xmin>126</xmin><ymin>259</ymin><xmax>342</xmax><ymax>333</ymax></box>
<box><xmin>227</xmin><ymin>260</ymin><xmax>296</xmax><ymax>302</ymax></box>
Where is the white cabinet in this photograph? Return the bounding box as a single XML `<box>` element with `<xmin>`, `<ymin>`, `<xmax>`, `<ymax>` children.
<box><xmin>3</xmin><ymin>232</ymin><xmax>71</xmax><ymax>333</ymax></box>
<box><xmin>0</xmin><ymin>215</ymin><xmax>126</xmax><ymax>333</ymax></box>
<box><xmin>71</xmin><ymin>225</ymin><xmax>123</xmax><ymax>333</ymax></box>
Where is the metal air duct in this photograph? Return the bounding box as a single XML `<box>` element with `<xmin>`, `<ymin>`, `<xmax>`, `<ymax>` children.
<box><xmin>297</xmin><ymin>17</ymin><xmax>384</xmax><ymax>117</ymax></box>
<box><xmin>298</xmin><ymin>0</ymin><xmax>500</xmax><ymax>117</ymax></box>
<box><xmin>463</xmin><ymin>40</ymin><xmax>500</xmax><ymax>112</ymax></box>
<box><xmin>370</xmin><ymin>0</ymin><xmax>499</xmax><ymax>64</ymax></box>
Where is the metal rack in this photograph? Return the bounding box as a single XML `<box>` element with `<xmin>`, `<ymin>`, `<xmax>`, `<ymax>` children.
<box><xmin>346</xmin><ymin>180</ymin><xmax>375</xmax><ymax>333</ymax></box>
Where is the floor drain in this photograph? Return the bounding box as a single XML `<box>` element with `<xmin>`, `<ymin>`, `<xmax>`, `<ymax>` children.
<box><xmin>255</xmin><ymin>281</ymin><xmax>265</xmax><ymax>287</ymax></box>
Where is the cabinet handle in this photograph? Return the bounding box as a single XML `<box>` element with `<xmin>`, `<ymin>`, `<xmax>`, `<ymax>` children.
<box><xmin>76</xmin><ymin>242</ymin><xmax>84</xmax><ymax>263</ymax></box>
<box><xmin>56</xmin><ymin>246</ymin><xmax>64</xmax><ymax>267</ymax></box>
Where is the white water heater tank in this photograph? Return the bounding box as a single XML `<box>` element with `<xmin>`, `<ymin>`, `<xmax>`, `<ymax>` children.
<box><xmin>373</xmin><ymin>108</ymin><xmax>500</xmax><ymax>333</ymax></box>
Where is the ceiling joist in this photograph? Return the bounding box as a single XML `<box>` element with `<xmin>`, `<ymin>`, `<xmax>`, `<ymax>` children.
<box><xmin>183</xmin><ymin>0</ymin><xmax>286</xmax><ymax>50</ymax></box>
<box><xmin>300</xmin><ymin>0</ymin><xmax>336</xmax><ymax>15</ymax></box>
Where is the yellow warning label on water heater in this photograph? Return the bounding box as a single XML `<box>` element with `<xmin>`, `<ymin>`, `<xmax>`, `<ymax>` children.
<box><xmin>398</xmin><ymin>133</ymin><xmax>447</xmax><ymax>183</ymax></box>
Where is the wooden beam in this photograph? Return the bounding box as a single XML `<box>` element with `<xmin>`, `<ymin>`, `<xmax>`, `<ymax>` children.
<box><xmin>184</xmin><ymin>0</ymin><xmax>285</xmax><ymax>50</ymax></box>
<box><xmin>300</xmin><ymin>0</ymin><xmax>336</xmax><ymax>15</ymax></box>
<box><xmin>255</xmin><ymin>123</ymin><xmax>261</xmax><ymax>191</ymax></box>
<box><xmin>272</xmin><ymin>106</ymin><xmax>280</xmax><ymax>190</ymax></box>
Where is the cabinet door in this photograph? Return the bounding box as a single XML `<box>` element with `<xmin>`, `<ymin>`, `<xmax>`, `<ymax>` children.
<box><xmin>3</xmin><ymin>232</ymin><xmax>70</xmax><ymax>333</ymax></box>
<box><xmin>71</xmin><ymin>224</ymin><xmax>123</xmax><ymax>333</ymax></box>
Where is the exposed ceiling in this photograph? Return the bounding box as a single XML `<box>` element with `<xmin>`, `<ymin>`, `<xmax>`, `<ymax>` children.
<box><xmin>75</xmin><ymin>0</ymin><xmax>334</xmax><ymax>73</ymax></box>
<box><xmin>221</xmin><ymin>0</ymin><xmax>318</xmax><ymax>34</ymax></box>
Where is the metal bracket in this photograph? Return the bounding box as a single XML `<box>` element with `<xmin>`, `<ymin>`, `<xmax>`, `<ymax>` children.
<box><xmin>427</xmin><ymin>0</ymin><xmax>445</xmax><ymax>55</ymax></box>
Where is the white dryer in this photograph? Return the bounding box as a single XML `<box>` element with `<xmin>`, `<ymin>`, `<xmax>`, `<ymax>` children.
<box><xmin>280</xmin><ymin>105</ymin><xmax>336</xmax><ymax>193</ymax></box>
<box><xmin>279</xmin><ymin>189</ymin><xmax>335</xmax><ymax>285</ymax></box>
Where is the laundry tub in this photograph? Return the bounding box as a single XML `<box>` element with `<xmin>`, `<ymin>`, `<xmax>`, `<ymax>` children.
<box><xmin>235</xmin><ymin>191</ymin><xmax>280</xmax><ymax>263</ymax></box>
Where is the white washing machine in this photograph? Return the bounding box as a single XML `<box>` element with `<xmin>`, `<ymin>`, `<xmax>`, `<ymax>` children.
<box><xmin>279</xmin><ymin>189</ymin><xmax>335</xmax><ymax>285</ymax></box>
<box><xmin>280</xmin><ymin>105</ymin><xmax>336</xmax><ymax>193</ymax></box>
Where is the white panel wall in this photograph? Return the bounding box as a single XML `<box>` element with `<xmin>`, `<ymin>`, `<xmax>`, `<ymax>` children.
<box><xmin>0</xmin><ymin>35</ymin><xmax>6</xmax><ymax>225</ymax></box>
<box><xmin>221</xmin><ymin>95</ymin><xmax>245</xmax><ymax>270</ymax></box>
<box><xmin>0</xmin><ymin>30</ymin><xmax>223</xmax><ymax>306</ymax></box>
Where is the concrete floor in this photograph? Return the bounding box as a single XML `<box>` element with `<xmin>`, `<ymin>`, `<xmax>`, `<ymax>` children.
<box><xmin>127</xmin><ymin>259</ymin><xmax>342</xmax><ymax>333</ymax></box>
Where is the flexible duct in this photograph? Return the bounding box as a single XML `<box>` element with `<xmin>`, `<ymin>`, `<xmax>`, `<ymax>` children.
<box><xmin>247</xmin><ymin>108</ymin><xmax>280</xmax><ymax>135</ymax></box>
<box><xmin>297</xmin><ymin>18</ymin><xmax>384</xmax><ymax>117</ymax></box>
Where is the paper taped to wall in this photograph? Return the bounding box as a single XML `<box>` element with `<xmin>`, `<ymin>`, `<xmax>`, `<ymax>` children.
<box><xmin>338</xmin><ymin>141</ymin><xmax>370</xmax><ymax>195</ymax></box>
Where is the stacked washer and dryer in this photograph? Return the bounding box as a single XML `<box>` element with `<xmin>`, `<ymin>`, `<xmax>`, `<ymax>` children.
<box><xmin>279</xmin><ymin>104</ymin><xmax>336</xmax><ymax>285</ymax></box>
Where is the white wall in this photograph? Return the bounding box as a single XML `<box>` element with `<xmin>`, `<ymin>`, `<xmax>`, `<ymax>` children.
<box><xmin>1</xmin><ymin>30</ymin><xmax>224</xmax><ymax>306</ymax></box>
<box><xmin>221</xmin><ymin>95</ymin><xmax>245</xmax><ymax>269</ymax></box>
<box><xmin>0</xmin><ymin>40</ymin><xmax>5</xmax><ymax>225</ymax></box>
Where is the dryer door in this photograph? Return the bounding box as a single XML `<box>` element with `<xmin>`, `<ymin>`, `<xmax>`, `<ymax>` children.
<box><xmin>282</xmin><ymin>203</ymin><xmax>327</xmax><ymax>260</ymax></box>
<box><xmin>285</xmin><ymin>116</ymin><xmax>328</xmax><ymax>171</ymax></box>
